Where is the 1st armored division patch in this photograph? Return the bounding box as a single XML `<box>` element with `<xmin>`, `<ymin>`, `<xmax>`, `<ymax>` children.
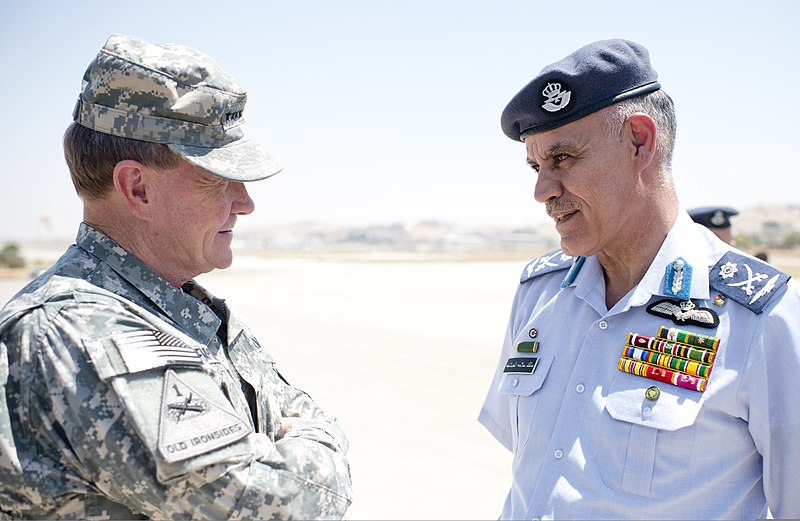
<box><xmin>158</xmin><ymin>369</ymin><xmax>251</xmax><ymax>463</ymax></box>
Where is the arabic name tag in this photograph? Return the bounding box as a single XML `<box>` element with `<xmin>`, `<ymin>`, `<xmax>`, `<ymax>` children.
<box><xmin>503</xmin><ymin>357</ymin><xmax>539</xmax><ymax>374</ymax></box>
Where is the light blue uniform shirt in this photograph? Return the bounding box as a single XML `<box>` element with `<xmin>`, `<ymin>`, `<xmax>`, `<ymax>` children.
<box><xmin>479</xmin><ymin>211</ymin><xmax>800</xmax><ymax>519</ymax></box>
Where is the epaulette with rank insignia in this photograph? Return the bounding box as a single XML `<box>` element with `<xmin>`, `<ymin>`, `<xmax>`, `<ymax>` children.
<box><xmin>520</xmin><ymin>249</ymin><xmax>574</xmax><ymax>283</ymax></box>
<box><xmin>709</xmin><ymin>251</ymin><xmax>791</xmax><ymax>314</ymax></box>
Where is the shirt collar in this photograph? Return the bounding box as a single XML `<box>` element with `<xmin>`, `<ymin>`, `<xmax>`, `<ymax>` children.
<box><xmin>76</xmin><ymin>222</ymin><xmax>221</xmax><ymax>343</ymax></box>
<box><xmin>635</xmin><ymin>209</ymin><xmax>711</xmax><ymax>303</ymax></box>
<box><xmin>568</xmin><ymin>209</ymin><xmax>712</xmax><ymax>310</ymax></box>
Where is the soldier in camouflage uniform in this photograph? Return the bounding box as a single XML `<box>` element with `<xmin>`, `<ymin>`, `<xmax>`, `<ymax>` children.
<box><xmin>0</xmin><ymin>34</ymin><xmax>352</xmax><ymax>519</ymax></box>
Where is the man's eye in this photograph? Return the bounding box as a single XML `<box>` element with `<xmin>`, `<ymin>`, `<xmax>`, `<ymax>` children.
<box><xmin>554</xmin><ymin>153</ymin><xmax>569</xmax><ymax>163</ymax></box>
<box><xmin>528</xmin><ymin>162</ymin><xmax>540</xmax><ymax>173</ymax></box>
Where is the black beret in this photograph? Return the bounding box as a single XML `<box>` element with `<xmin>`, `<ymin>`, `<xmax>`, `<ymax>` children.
<box><xmin>501</xmin><ymin>39</ymin><xmax>661</xmax><ymax>141</ymax></box>
<box><xmin>688</xmin><ymin>206</ymin><xmax>739</xmax><ymax>229</ymax></box>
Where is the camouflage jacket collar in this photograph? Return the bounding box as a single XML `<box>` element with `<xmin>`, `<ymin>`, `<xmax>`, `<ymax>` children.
<box><xmin>76</xmin><ymin>223</ymin><xmax>221</xmax><ymax>343</ymax></box>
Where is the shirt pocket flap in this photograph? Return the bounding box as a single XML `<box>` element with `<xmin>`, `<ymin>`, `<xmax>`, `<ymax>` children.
<box><xmin>497</xmin><ymin>355</ymin><xmax>554</xmax><ymax>397</ymax></box>
<box><xmin>605</xmin><ymin>372</ymin><xmax>703</xmax><ymax>431</ymax></box>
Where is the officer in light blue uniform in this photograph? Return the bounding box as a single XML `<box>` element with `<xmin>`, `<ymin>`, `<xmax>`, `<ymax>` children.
<box><xmin>479</xmin><ymin>39</ymin><xmax>800</xmax><ymax>520</ymax></box>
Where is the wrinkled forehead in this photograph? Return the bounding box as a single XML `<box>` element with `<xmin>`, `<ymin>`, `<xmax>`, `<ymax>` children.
<box><xmin>523</xmin><ymin>110</ymin><xmax>606</xmax><ymax>162</ymax></box>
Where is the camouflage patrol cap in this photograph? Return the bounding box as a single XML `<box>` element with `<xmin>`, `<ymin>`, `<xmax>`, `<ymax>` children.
<box><xmin>73</xmin><ymin>33</ymin><xmax>282</xmax><ymax>181</ymax></box>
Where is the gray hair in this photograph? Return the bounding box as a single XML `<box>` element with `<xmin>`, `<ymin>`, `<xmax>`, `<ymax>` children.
<box><xmin>604</xmin><ymin>89</ymin><xmax>677</xmax><ymax>183</ymax></box>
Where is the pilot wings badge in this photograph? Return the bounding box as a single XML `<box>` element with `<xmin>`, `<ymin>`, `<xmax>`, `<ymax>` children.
<box><xmin>646</xmin><ymin>299</ymin><xmax>720</xmax><ymax>329</ymax></box>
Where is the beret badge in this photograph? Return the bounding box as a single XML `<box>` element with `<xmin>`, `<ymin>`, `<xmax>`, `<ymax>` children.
<box><xmin>541</xmin><ymin>82</ymin><xmax>572</xmax><ymax>113</ymax></box>
<box><xmin>710</xmin><ymin>211</ymin><xmax>726</xmax><ymax>226</ymax></box>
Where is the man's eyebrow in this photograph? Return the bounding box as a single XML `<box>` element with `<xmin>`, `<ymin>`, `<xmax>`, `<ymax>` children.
<box><xmin>531</xmin><ymin>141</ymin><xmax>580</xmax><ymax>162</ymax></box>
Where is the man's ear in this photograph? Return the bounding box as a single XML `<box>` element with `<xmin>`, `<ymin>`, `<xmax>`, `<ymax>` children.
<box><xmin>627</xmin><ymin>113</ymin><xmax>657</xmax><ymax>171</ymax></box>
<box><xmin>113</xmin><ymin>160</ymin><xmax>152</xmax><ymax>220</ymax></box>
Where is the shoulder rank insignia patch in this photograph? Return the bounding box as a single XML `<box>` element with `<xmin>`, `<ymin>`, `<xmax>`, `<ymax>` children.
<box><xmin>158</xmin><ymin>369</ymin><xmax>252</xmax><ymax>463</ymax></box>
<box><xmin>709</xmin><ymin>251</ymin><xmax>791</xmax><ymax>314</ymax></box>
<box><xmin>520</xmin><ymin>249</ymin><xmax>574</xmax><ymax>283</ymax></box>
<box><xmin>646</xmin><ymin>299</ymin><xmax>720</xmax><ymax>329</ymax></box>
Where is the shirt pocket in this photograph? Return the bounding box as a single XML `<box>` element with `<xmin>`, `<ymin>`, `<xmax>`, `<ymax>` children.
<box><xmin>601</xmin><ymin>372</ymin><xmax>703</xmax><ymax>497</ymax></box>
<box><xmin>497</xmin><ymin>355</ymin><xmax>554</xmax><ymax>453</ymax></box>
<box><xmin>226</xmin><ymin>329</ymin><xmax>282</xmax><ymax>438</ymax></box>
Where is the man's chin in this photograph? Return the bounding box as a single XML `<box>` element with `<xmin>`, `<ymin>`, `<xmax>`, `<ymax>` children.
<box><xmin>558</xmin><ymin>237</ymin><xmax>586</xmax><ymax>258</ymax></box>
<box><xmin>216</xmin><ymin>258</ymin><xmax>234</xmax><ymax>270</ymax></box>
<box><xmin>210</xmin><ymin>251</ymin><xmax>234</xmax><ymax>272</ymax></box>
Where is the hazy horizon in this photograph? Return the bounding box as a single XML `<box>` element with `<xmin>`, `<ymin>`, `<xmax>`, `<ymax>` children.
<box><xmin>2</xmin><ymin>1</ymin><xmax>798</xmax><ymax>243</ymax></box>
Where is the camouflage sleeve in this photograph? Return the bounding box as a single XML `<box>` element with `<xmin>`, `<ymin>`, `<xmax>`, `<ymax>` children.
<box><xmin>4</xmin><ymin>295</ymin><xmax>352</xmax><ymax>519</ymax></box>
<box><xmin>274</xmin><ymin>370</ymin><xmax>350</xmax><ymax>456</ymax></box>
<box><xmin>224</xmin><ymin>317</ymin><xmax>352</xmax><ymax>462</ymax></box>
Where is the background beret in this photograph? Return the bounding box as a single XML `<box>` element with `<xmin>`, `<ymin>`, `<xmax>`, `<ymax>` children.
<box><xmin>501</xmin><ymin>39</ymin><xmax>661</xmax><ymax>141</ymax></box>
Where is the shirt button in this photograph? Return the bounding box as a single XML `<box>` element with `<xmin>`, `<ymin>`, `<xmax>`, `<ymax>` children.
<box><xmin>598</xmin><ymin>320</ymin><xmax>608</xmax><ymax>330</ymax></box>
<box><xmin>512</xmin><ymin>377</ymin><xmax>519</xmax><ymax>388</ymax></box>
<box><xmin>575</xmin><ymin>383</ymin><xmax>585</xmax><ymax>394</ymax></box>
<box><xmin>553</xmin><ymin>449</ymin><xmax>564</xmax><ymax>459</ymax></box>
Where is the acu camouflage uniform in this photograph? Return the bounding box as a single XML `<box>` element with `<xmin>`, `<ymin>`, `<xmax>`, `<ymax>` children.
<box><xmin>0</xmin><ymin>224</ymin><xmax>352</xmax><ymax>519</ymax></box>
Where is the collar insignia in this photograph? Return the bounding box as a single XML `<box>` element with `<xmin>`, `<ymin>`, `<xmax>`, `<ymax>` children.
<box><xmin>663</xmin><ymin>257</ymin><xmax>692</xmax><ymax>300</ymax></box>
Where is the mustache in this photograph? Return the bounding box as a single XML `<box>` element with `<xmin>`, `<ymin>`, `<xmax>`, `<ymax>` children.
<box><xmin>545</xmin><ymin>199</ymin><xmax>580</xmax><ymax>217</ymax></box>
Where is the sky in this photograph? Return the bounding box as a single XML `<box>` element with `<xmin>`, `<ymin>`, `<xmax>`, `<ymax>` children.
<box><xmin>1</xmin><ymin>0</ymin><xmax>798</xmax><ymax>242</ymax></box>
